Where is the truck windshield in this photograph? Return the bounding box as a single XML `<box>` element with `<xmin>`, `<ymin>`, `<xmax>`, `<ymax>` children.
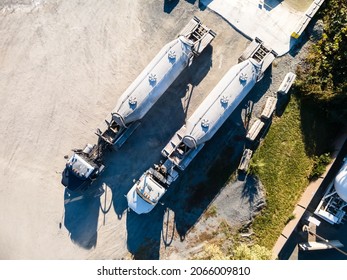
<box><xmin>66</xmin><ymin>154</ymin><xmax>94</xmax><ymax>179</ymax></box>
<box><xmin>135</xmin><ymin>175</ymin><xmax>164</xmax><ymax>205</ymax></box>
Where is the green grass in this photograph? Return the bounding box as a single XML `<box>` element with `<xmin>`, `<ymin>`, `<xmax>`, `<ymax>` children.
<box><xmin>250</xmin><ymin>95</ymin><xmax>336</xmax><ymax>249</ymax></box>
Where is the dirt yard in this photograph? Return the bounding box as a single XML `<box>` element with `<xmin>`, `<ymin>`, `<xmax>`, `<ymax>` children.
<box><xmin>0</xmin><ymin>0</ymin><xmax>314</xmax><ymax>259</ymax></box>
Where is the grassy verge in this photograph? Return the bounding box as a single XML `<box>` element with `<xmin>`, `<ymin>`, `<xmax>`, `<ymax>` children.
<box><xmin>250</xmin><ymin>94</ymin><xmax>337</xmax><ymax>249</ymax></box>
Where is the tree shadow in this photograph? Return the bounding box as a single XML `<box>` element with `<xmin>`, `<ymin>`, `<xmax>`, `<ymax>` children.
<box><xmin>241</xmin><ymin>175</ymin><xmax>260</xmax><ymax>204</ymax></box>
<box><xmin>299</xmin><ymin>97</ymin><xmax>340</xmax><ymax>157</ymax></box>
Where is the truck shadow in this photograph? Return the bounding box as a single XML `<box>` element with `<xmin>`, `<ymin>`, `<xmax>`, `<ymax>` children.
<box><xmin>163</xmin><ymin>0</ymin><xmax>179</xmax><ymax>14</ymax></box>
<box><xmin>126</xmin><ymin>206</ymin><xmax>166</xmax><ymax>259</ymax></box>
<box><xmin>63</xmin><ymin>188</ymin><xmax>100</xmax><ymax>249</ymax></box>
<box><xmin>164</xmin><ymin>0</ymin><xmax>198</xmax><ymax>14</ymax></box>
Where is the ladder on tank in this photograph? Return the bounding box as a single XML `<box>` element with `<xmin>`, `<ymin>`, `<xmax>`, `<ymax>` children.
<box><xmin>179</xmin><ymin>16</ymin><xmax>216</xmax><ymax>56</ymax></box>
<box><xmin>252</xmin><ymin>43</ymin><xmax>271</xmax><ymax>63</ymax></box>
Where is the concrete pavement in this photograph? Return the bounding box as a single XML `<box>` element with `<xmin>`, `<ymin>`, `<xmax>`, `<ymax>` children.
<box><xmin>201</xmin><ymin>0</ymin><xmax>321</xmax><ymax>56</ymax></box>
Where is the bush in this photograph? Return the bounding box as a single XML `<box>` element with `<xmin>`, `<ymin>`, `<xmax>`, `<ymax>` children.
<box><xmin>232</xmin><ymin>244</ymin><xmax>272</xmax><ymax>260</ymax></box>
<box><xmin>199</xmin><ymin>244</ymin><xmax>229</xmax><ymax>260</ymax></box>
<box><xmin>248</xmin><ymin>158</ymin><xmax>266</xmax><ymax>176</ymax></box>
<box><xmin>296</xmin><ymin>0</ymin><xmax>347</xmax><ymax>125</ymax></box>
<box><xmin>310</xmin><ymin>153</ymin><xmax>331</xmax><ymax>179</ymax></box>
<box><xmin>285</xmin><ymin>214</ymin><xmax>296</xmax><ymax>225</ymax></box>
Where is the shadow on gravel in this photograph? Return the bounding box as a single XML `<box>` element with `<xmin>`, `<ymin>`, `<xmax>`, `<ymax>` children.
<box><xmin>199</xmin><ymin>0</ymin><xmax>212</xmax><ymax>11</ymax></box>
<box><xmin>166</xmin><ymin>124</ymin><xmax>244</xmax><ymax>240</ymax></box>
<box><xmin>63</xmin><ymin>188</ymin><xmax>100</xmax><ymax>249</ymax></box>
<box><xmin>163</xmin><ymin>0</ymin><xmax>179</xmax><ymax>14</ymax></box>
<box><xmin>126</xmin><ymin>206</ymin><xmax>166</xmax><ymax>260</ymax></box>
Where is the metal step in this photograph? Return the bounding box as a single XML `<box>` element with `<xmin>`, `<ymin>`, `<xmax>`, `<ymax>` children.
<box><xmin>161</xmin><ymin>126</ymin><xmax>186</xmax><ymax>157</ymax></box>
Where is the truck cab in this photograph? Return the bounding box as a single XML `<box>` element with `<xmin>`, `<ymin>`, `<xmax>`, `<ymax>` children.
<box><xmin>62</xmin><ymin>144</ymin><xmax>104</xmax><ymax>192</ymax></box>
<box><xmin>127</xmin><ymin>169</ymin><xmax>167</xmax><ymax>214</ymax></box>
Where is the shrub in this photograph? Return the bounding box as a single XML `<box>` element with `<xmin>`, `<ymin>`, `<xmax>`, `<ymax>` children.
<box><xmin>232</xmin><ymin>244</ymin><xmax>272</xmax><ymax>260</ymax></box>
<box><xmin>248</xmin><ymin>158</ymin><xmax>266</xmax><ymax>176</ymax></box>
<box><xmin>199</xmin><ymin>244</ymin><xmax>228</xmax><ymax>260</ymax></box>
<box><xmin>296</xmin><ymin>0</ymin><xmax>347</xmax><ymax>125</ymax></box>
<box><xmin>310</xmin><ymin>153</ymin><xmax>331</xmax><ymax>179</ymax></box>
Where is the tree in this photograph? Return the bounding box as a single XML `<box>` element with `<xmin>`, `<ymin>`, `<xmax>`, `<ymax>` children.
<box><xmin>296</xmin><ymin>0</ymin><xmax>347</xmax><ymax>124</ymax></box>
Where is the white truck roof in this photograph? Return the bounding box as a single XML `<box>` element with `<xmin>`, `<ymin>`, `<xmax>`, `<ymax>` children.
<box><xmin>67</xmin><ymin>154</ymin><xmax>95</xmax><ymax>179</ymax></box>
<box><xmin>127</xmin><ymin>171</ymin><xmax>166</xmax><ymax>214</ymax></box>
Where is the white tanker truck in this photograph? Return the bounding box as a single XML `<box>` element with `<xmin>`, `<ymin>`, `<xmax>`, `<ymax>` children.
<box><xmin>315</xmin><ymin>159</ymin><xmax>347</xmax><ymax>225</ymax></box>
<box><xmin>127</xmin><ymin>44</ymin><xmax>276</xmax><ymax>213</ymax></box>
<box><xmin>62</xmin><ymin>17</ymin><xmax>216</xmax><ymax>192</ymax></box>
